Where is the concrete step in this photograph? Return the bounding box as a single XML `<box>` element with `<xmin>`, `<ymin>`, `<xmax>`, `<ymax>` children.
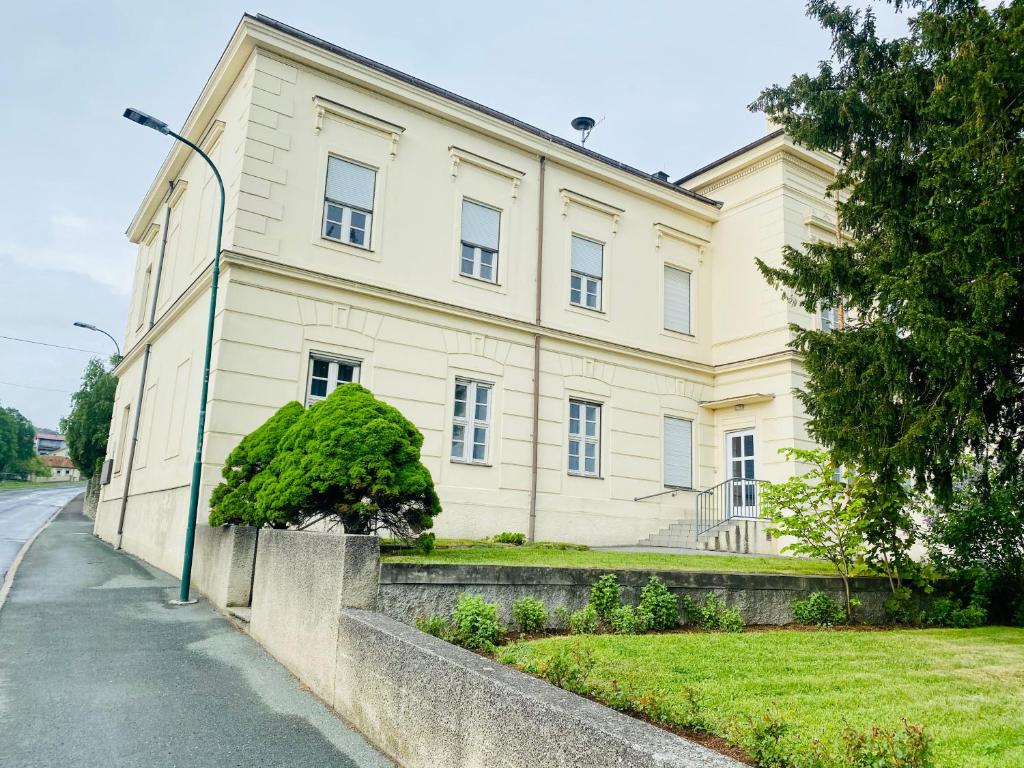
<box><xmin>639</xmin><ymin>518</ymin><xmax>774</xmax><ymax>554</ymax></box>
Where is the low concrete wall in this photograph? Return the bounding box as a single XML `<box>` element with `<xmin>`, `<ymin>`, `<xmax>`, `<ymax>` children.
<box><xmin>248</xmin><ymin>529</ymin><xmax>379</xmax><ymax>704</ymax></box>
<box><xmin>334</xmin><ymin>608</ymin><xmax>741</xmax><ymax>768</ymax></box>
<box><xmin>379</xmin><ymin>563</ymin><xmax>891</xmax><ymax>626</ymax></box>
<box><xmin>191</xmin><ymin>524</ymin><xmax>257</xmax><ymax>608</ymax></box>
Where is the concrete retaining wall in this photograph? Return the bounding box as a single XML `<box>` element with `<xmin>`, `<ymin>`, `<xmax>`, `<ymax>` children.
<box><xmin>191</xmin><ymin>524</ymin><xmax>258</xmax><ymax>608</ymax></box>
<box><xmin>248</xmin><ymin>529</ymin><xmax>379</xmax><ymax>704</ymax></box>
<box><xmin>334</xmin><ymin>608</ymin><xmax>741</xmax><ymax>768</ymax></box>
<box><xmin>379</xmin><ymin>563</ymin><xmax>891</xmax><ymax>626</ymax></box>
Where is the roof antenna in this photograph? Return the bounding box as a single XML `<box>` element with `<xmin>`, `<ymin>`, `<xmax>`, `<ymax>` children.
<box><xmin>571</xmin><ymin>116</ymin><xmax>597</xmax><ymax>146</ymax></box>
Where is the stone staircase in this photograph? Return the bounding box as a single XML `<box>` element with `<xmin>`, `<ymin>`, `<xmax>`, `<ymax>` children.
<box><xmin>639</xmin><ymin>516</ymin><xmax>773</xmax><ymax>554</ymax></box>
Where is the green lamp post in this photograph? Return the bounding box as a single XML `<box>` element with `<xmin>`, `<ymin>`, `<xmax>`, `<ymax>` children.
<box><xmin>123</xmin><ymin>107</ymin><xmax>224</xmax><ymax>604</ymax></box>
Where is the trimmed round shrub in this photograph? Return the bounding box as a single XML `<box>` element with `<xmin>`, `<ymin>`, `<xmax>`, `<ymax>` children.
<box><xmin>792</xmin><ymin>591</ymin><xmax>847</xmax><ymax>626</ymax></box>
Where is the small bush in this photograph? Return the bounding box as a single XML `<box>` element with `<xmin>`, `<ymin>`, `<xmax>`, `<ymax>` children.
<box><xmin>792</xmin><ymin>591</ymin><xmax>847</xmax><ymax>626</ymax></box>
<box><xmin>682</xmin><ymin>593</ymin><xmax>743</xmax><ymax>632</ymax></box>
<box><xmin>451</xmin><ymin>593</ymin><xmax>505</xmax><ymax>651</ymax></box>
<box><xmin>540</xmin><ymin>641</ymin><xmax>595</xmax><ymax>692</ymax></box>
<box><xmin>568</xmin><ymin>604</ymin><xmax>599</xmax><ymax>635</ymax></box>
<box><xmin>742</xmin><ymin>712</ymin><xmax>792</xmax><ymax>768</ymax></box>
<box><xmin>412</xmin><ymin>531</ymin><xmax>436</xmax><ymax>555</ymax></box>
<box><xmin>553</xmin><ymin>606</ymin><xmax>570</xmax><ymax>629</ymax></box>
<box><xmin>589</xmin><ymin>574</ymin><xmax>622</xmax><ymax>622</ymax></box>
<box><xmin>492</xmin><ymin>531</ymin><xmax>527</xmax><ymax>545</ymax></box>
<box><xmin>609</xmin><ymin>604</ymin><xmax>653</xmax><ymax>635</ymax></box>
<box><xmin>926</xmin><ymin>596</ymin><xmax>987</xmax><ymax>628</ymax></box>
<box><xmin>884</xmin><ymin>586</ymin><xmax>924</xmax><ymax>626</ymax></box>
<box><xmin>512</xmin><ymin>596</ymin><xmax>548</xmax><ymax>634</ymax></box>
<box><xmin>415</xmin><ymin>614</ymin><xmax>451</xmax><ymax>641</ymax></box>
<box><xmin>833</xmin><ymin>722</ymin><xmax>933</xmax><ymax>768</ymax></box>
<box><xmin>594</xmin><ymin>681</ymin><xmax>677</xmax><ymax>725</ymax></box>
<box><xmin>638</xmin><ymin>575</ymin><xmax>680</xmax><ymax>630</ymax></box>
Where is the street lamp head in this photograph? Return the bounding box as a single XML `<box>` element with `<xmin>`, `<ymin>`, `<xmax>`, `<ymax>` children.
<box><xmin>123</xmin><ymin>107</ymin><xmax>170</xmax><ymax>134</ymax></box>
<box><xmin>73</xmin><ymin>321</ymin><xmax>97</xmax><ymax>331</ymax></box>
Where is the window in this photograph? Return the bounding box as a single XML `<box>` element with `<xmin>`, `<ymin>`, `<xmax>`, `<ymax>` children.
<box><xmin>570</xmin><ymin>235</ymin><xmax>603</xmax><ymax>310</ymax></box>
<box><xmin>322</xmin><ymin>156</ymin><xmax>376</xmax><ymax>248</ymax></box>
<box><xmin>664</xmin><ymin>265</ymin><xmax>691</xmax><ymax>335</ymax></box>
<box><xmin>568</xmin><ymin>400</ymin><xmax>601</xmax><ymax>476</ymax></box>
<box><xmin>460</xmin><ymin>200</ymin><xmax>500</xmax><ymax>283</ymax></box>
<box><xmin>820</xmin><ymin>305</ymin><xmax>840</xmax><ymax>331</ymax></box>
<box><xmin>114</xmin><ymin>404</ymin><xmax>130</xmax><ymax>473</ymax></box>
<box><xmin>306</xmin><ymin>354</ymin><xmax>361</xmax><ymax>406</ymax></box>
<box><xmin>136</xmin><ymin>265</ymin><xmax>152</xmax><ymax>330</ymax></box>
<box><xmin>663</xmin><ymin>416</ymin><xmax>693</xmax><ymax>488</ymax></box>
<box><xmin>451</xmin><ymin>379</ymin><xmax>491</xmax><ymax>463</ymax></box>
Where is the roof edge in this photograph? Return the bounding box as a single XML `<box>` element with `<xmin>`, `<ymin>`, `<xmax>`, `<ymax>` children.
<box><xmin>674</xmin><ymin>129</ymin><xmax>785</xmax><ymax>186</ymax></box>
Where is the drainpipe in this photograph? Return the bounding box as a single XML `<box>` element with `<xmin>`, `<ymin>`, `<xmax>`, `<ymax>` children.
<box><xmin>115</xmin><ymin>181</ymin><xmax>174</xmax><ymax>549</ymax></box>
<box><xmin>527</xmin><ymin>156</ymin><xmax>546</xmax><ymax>542</ymax></box>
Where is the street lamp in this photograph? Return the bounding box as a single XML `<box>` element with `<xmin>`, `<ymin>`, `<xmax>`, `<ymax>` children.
<box><xmin>72</xmin><ymin>321</ymin><xmax>121</xmax><ymax>357</ymax></box>
<box><xmin>124</xmin><ymin>106</ymin><xmax>225</xmax><ymax>605</ymax></box>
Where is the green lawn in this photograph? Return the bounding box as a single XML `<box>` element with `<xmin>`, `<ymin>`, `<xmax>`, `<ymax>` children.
<box><xmin>384</xmin><ymin>539</ymin><xmax>850</xmax><ymax>576</ymax></box>
<box><xmin>0</xmin><ymin>480</ymin><xmax>84</xmax><ymax>492</ymax></box>
<box><xmin>499</xmin><ymin>627</ymin><xmax>1024</xmax><ymax>767</ymax></box>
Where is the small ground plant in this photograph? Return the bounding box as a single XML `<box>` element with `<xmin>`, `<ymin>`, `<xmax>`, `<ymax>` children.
<box><xmin>492</xmin><ymin>531</ymin><xmax>527</xmax><ymax>545</ymax></box>
<box><xmin>568</xmin><ymin>604</ymin><xmax>599</xmax><ymax>635</ymax></box>
<box><xmin>589</xmin><ymin>574</ymin><xmax>622</xmax><ymax>622</ymax></box>
<box><xmin>512</xmin><ymin>596</ymin><xmax>548</xmax><ymax>634</ymax></box>
<box><xmin>638</xmin><ymin>575</ymin><xmax>680</xmax><ymax>630</ymax></box>
<box><xmin>451</xmin><ymin>593</ymin><xmax>505</xmax><ymax>651</ymax></box>
<box><xmin>682</xmin><ymin>593</ymin><xmax>743</xmax><ymax>632</ymax></box>
<box><xmin>609</xmin><ymin>605</ymin><xmax>653</xmax><ymax>635</ymax></box>
<box><xmin>792</xmin><ymin>592</ymin><xmax>847</xmax><ymax>626</ymax></box>
<box><xmin>414</xmin><ymin>614</ymin><xmax>452</xmax><ymax>641</ymax></box>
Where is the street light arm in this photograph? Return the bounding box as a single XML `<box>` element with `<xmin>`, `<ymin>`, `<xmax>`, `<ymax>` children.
<box><xmin>95</xmin><ymin>327</ymin><xmax>122</xmax><ymax>358</ymax></box>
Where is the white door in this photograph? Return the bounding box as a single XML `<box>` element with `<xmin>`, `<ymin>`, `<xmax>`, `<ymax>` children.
<box><xmin>726</xmin><ymin>430</ymin><xmax>758</xmax><ymax>516</ymax></box>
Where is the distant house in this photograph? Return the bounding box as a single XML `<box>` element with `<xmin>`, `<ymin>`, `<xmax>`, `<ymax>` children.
<box><xmin>34</xmin><ymin>432</ymin><xmax>67</xmax><ymax>455</ymax></box>
<box><xmin>38</xmin><ymin>454</ymin><xmax>81</xmax><ymax>482</ymax></box>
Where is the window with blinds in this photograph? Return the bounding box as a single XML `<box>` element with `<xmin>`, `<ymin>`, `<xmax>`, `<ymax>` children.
<box><xmin>663</xmin><ymin>416</ymin><xmax>693</xmax><ymax>488</ymax></box>
<box><xmin>460</xmin><ymin>200</ymin><xmax>501</xmax><ymax>283</ymax></box>
<box><xmin>663</xmin><ymin>265</ymin><xmax>691</xmax><ymax>335</ymax></box>
<box><xmin>322</xmin><ymin>156</ymin><xmax>376</xmax><ymax>248</ymax></box>
<box><xmin>570</xmin><ymin>235</ymin><xmax>603</xmax><ymax>310</ymax></box>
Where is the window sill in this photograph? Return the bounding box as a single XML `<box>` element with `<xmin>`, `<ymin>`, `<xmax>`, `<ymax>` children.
<box><xmin>661</xmin><ymin>328</ymin><xmax>697</xmax><ymax>342</ymax></box>
<box><xmin>568</xmin><ymin>472</ymin><xmax>603</xmax><ymax>479</ymax></box>
<box><xmin>450</xmin><ymin>459</ymin><xmax>492</xmax><ymax>467</ymax></box>
<box><xmin>566</xmin><ymin>304</ymin><xmax>609</xmax><ymax>321</ymax></box>
<box><xmin>315</xmin><ymin>235</ymin><xmax>380</xmax><ymax>261</ymax></box>
<box><xmin>454</xmin><ymin>273</ymin><xmax>505</xmax><ymax>294</ymax></box>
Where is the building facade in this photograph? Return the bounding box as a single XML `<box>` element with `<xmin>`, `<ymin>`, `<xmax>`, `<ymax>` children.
<box><xmin>95</xmin><ymin>15</ymin><xmax>841</xmax><ymax>573</ymax></box>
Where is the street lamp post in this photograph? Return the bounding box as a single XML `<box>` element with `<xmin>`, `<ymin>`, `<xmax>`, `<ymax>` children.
<box><xmin>123</xmin><ymin>107</ymin><xmax>225</xmax><ymax>605</ymax></box>
<box><xmin>72</xmin><ymin>322</ymin><xmax>121</xmax><ymax>358</ymax></box>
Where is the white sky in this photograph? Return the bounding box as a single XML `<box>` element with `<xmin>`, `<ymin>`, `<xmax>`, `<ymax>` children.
<box><xmin>0</xmin><ymin>0</ymin><xmax>910</xmax><ymax>430</ymax></box>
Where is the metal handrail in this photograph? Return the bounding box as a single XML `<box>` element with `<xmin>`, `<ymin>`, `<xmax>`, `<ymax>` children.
<box><xmin>695</xmin><ymin>478</ymin><xmax>767</xmax><ymax>537</ymax></box>
<box><xmin>633</xmin><ymin>486</ymin><xmax>696</xmax><ymax>503</ymax></box>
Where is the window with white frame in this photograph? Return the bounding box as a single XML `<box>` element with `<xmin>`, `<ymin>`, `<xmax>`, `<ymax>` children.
<box><xmin>460</xmin><ymin>200</ymin><xmax>500</xmax><ymax>283</ymax></box>
<box><xmin>570</xmin><ymin>235</ymin><xmax>603</xmax><ymax>310</ymax></box>
<box><xmin>451</xmin><ymin>379</ymin><xmax>491</xmax><ymax>463</ymax></box>
<box><xmin>322</xmin><ymin>156</ymin><xmax>376</xmax><ymax>248</ymax></box>
<box><xmin>820</xmin><ymin>304</ymin><xmax>840</xmax><ymax>331</ymax></box>
<box><xmin>568</xmin><ymin>399</ymin><xmax>601</xmax><ymax>476</ymax></box>
<box><xmin>663</xmin><ymin>265</ymin><xmax>691</xmax><ymax>334</ymax></box>
<box><xmin>306</xmin><ymin>353</ymin><xmax>361</xmax><ymax>406</ymax></box>
<box><xmin>663</xmin><ymin>415</ymin><xmax>693</xmax><ymax>488</ymax></box>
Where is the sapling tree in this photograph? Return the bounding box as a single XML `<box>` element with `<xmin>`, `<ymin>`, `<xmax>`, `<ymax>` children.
<box><xmin>761</xmin><ymin>448</ymin><xmax>867</xmax><ymax>619</ymax></box>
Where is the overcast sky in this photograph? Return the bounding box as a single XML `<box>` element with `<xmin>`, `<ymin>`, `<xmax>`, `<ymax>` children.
<box><xmin>0</xmin><ymin>0</ymin><xmax>910</xmax><ymax>431</ymax></box>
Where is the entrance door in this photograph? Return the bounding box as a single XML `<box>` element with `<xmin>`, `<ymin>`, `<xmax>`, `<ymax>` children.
<box><xmin>726</xmin><ymin>430</ymin><xmax>758</xmax><ymax>516</ymax></box>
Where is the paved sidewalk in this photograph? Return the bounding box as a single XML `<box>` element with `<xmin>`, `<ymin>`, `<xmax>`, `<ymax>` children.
<box><xmin>0</xmin><ymin>496</ymin><xmax>393</xmax><ymax>768</ymax></box>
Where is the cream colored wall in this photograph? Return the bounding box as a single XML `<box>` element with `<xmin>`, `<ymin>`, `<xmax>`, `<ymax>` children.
<box><xmin>103</xmin><ymin>22</ymin><xmax>841</xmax><ymax>550</ymax></box>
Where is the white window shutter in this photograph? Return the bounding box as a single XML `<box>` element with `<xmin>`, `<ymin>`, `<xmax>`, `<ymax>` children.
<box><xmin>325</xmin><ymin>157</ymin><xmax>376</xmax><ymax>210</ymax></box>
<box><xmin>461</xmin><ymin>200</ymin><xmax>500</xmax><ymax>250</ymax></box>
<box><xmin>571</xmin><ymin>236</ymin><xmax>603</xmax><ymax>278</ymax></box>
<box><xmin>664</xmin><ymin>416</ymin><xmax>692</xmax><ymax>488</ymax></box>
<box><xmin>664</xmin><ymin>266</ymin><xmax>691</xmax><ymax>334</ymax></box>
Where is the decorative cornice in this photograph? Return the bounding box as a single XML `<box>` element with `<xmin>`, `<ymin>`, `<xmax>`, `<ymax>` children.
<box><xmin>312</xmin><ymin>95</ymin><xmax>405</xmax><ymax>157</ymax></box>
<box><xmin>654</xmin><ymin>222</ymin><xmax>710</xmax><ymax>262</ymax></box>
<box><xmin>448</xmin><ymin>145</ymin><xmax>525</xmax><ymax>199</ymax></box>
<box><xmin>697</xmin><ymin>152</ymin><xmax>786</xmax><ymax>195</ymax></box>
<box><xmin>167</xmin><ymin>180</ymin><xmax>188</xmax><ymax>207</ymax></box>
<box><xmin>142</xmin><ymin>223</ymin><xmax>161</xmax><ymax>246</ymax></box>
<box><xmin>199</xmin><ymin>120</ymin><xmax>226</xmax><ymax>152</ymax></box>
<box><xmin>559</xmin><ymin>189</ymin><xmax>624</xmax><ymax>234</ymax></box>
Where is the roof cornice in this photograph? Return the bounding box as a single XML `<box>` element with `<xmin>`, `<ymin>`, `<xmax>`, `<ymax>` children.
<box><xmin>127</xmin><ymin>15</ymin><xmax>723</xmax><ymax>241</ymax></box>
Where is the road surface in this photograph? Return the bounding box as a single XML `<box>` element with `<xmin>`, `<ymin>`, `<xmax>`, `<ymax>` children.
<box><xmin>0</xmin><ymin>495</ymin><xmax>394</xmax><ymax>768</ymax></box>
<box><xmin>0</xmin><ymin>483</ymin><xmax>85</xmax><ymax>583</ymax></box>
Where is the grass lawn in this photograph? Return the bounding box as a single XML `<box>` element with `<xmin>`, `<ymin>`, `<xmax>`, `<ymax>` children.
<box><xmin>499</xmin><ymin>627</ymin><xmax>1024</xmax><ymax>767</ymax></box>
<box><xmin>0</xmin><ymin>480</ymin><xmax>84</xmax><ymax>492</ymax></box>
<box><xmin>384</xmin><ymin>539</ymin><xmax>853</xmax><ymax>577</ymax></box>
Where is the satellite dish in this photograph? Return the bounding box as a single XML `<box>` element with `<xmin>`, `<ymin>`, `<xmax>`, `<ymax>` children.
<box><xmin>571</xmin><ymin>116</ymin><xmax>596</xmax><ymax>145</ymax></box>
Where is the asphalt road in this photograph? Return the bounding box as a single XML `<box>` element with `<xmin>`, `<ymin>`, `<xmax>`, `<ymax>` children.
<box><xmin>0</xmin><ymin>483</ymin><xmax>85</xmax><ymax>583</ymax></box>
<box><xmin>0</xmin><ymin>496</ymin><xmax>395</xmax><ymax>768</ymax></box>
